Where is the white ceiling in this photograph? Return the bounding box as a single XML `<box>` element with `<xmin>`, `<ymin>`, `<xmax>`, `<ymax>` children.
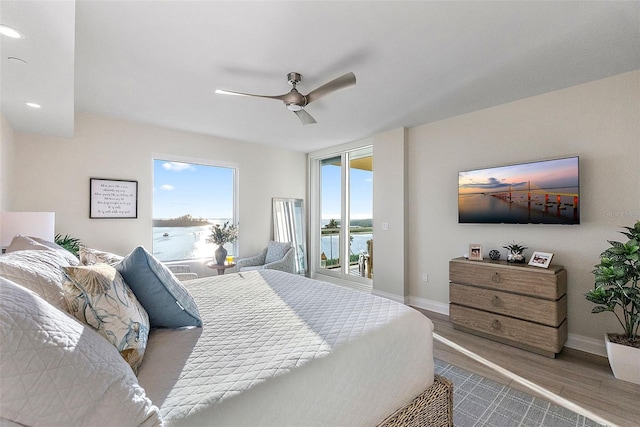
<box><xmin>1</xmin><ymin>1</ymin><xmax>639</xmax><ymax>153</ymax></box>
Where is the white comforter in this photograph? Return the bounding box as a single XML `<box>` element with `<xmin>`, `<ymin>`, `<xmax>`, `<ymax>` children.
<box><xmin>137</xmin><ymin>270</ymin><xmax>434</xmax><ymax>427</ymax></box>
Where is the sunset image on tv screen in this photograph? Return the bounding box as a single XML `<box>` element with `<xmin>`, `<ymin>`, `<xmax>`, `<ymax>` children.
<box><xmin>458</xmin><ymin>157</ymin><xmax>580</xmax><ymax>225</ymax></box>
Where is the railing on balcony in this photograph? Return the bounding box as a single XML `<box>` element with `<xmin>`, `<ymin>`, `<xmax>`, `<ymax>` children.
<box><xmin>320</xmin><ymin>227</ymin><xmax>373</xmax><ymax>277</ymax></box>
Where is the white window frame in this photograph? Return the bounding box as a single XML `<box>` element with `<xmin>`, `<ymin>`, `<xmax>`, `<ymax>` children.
<box><xmin>309</xmin><ymin>145</ymin><xmax>373</xmax><ymax>292</ymax></box>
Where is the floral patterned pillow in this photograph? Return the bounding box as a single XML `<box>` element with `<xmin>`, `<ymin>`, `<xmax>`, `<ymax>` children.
<box><xmin>62</xmin><ymin>263</ymin><xmax>150</xmax><ymax>373</ymax></box>
<box><xmin>79</xmin><ymin>246</ymin><xmax>124</xmax><ymax>266</ymax></box>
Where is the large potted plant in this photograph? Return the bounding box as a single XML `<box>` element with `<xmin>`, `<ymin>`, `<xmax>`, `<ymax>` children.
<box><xmin>585</xmin><ymin>220</ymin><xmax>640</xmax><ymax>384</ymax></box>
<box><xmin>206</xmin><ymin>221</ymin><xmax>238</xmax><ymax>265</ymax></box>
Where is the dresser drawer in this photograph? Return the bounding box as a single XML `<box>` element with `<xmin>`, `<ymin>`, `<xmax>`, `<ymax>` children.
<box><xmin>450</xmin><ymin>283</ymin><xmax>567</xmax><ymax>327</ymax></box>
<box><xmin>449</xmin><ymin>259</ymin><xmax>566</xmax><ymax>300</ymax></box>
<box><xmin>450</xmin><ymin>304</ymin><xmax>567</xmax><ymax>354</ymax></box>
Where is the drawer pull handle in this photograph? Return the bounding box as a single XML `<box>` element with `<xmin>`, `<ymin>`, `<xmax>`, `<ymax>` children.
<box><xmin>492</xmin><ymin>272</ymin><xmax>501</xmax><ymax>283</ymax></box>
<box><xmin>492</xmin><ymin>296</ymin><xmax>502</xmax><ymax>307</ymax></box>
<box><xmin>491</xmin><ymin>319</ymin><xmax>502</xmax><ymax>330</ymax></box>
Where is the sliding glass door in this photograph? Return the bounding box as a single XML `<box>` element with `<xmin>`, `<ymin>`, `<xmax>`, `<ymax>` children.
<box><xmin>315</xmin><ymin>146</ymin><xmax>373</xmax><ymax>284</ymax></box>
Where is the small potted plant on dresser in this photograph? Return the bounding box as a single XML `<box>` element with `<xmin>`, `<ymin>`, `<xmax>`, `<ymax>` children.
<box><xmin>503</xmin><ymin>241</ymin><xmax>527</xmax><ymax>263</ymax></box>
<box><xmin>585</xmin><ymin>220</ymin><xmax>640</xmax><ymax>384</ymax></box>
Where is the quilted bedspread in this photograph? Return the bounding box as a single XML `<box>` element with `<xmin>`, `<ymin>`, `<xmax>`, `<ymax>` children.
<box><xmin>136</xmin><ymin>270</ymin><xmax>434</xmax><ymax>427</ymax></box>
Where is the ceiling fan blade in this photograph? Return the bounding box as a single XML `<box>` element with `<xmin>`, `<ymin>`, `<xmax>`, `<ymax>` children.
<box><xmin>305</xmin><ymin>72</ymin><xmax>356</xmax><ymax>104</ymax></box>
<box><xmin>215</xmin><ymin>89</ymin><xmax>287</xmax><ymax>101</ymax></box>
<box><xmin>294</xmin><ymin>109</ymin><xmax>317</xmax><ymax>125</ymax></box>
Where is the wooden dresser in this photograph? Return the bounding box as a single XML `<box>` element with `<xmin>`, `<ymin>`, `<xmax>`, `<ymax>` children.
<box><xmin>449</xmin><ymin>257</ymin><xmax>567</xmax><ymax>358</ymax></box>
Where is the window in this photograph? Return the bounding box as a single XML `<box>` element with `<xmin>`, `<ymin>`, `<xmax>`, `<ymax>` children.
<box><xmin>315</xmin><ymin>146</ymin><xmax>373</xmax><ymax>282</ymax></box>
<box><xmin>152</xmin><ymin>158</ymin><xmax>237</xmax><ymax>262</ymax></box>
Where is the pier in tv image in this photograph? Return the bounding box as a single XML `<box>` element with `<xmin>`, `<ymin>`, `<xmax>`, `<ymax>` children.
<box><xmin>458</xmin><ymin>157</ymin><xmax>580</xmax><ymax>225</ymax></box>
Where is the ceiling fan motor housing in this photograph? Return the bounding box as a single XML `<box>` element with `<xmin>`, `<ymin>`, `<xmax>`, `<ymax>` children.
<box><xmin>287</xmin><ymin>72</ymin><xmax>302</xmax><ymax>85</ymax></box>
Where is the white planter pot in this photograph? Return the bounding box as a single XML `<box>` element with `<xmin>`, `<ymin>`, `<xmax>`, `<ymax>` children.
<box><xmin>605</xmin><ymin>334</ymin><xmax>640</xmax><ymax>385</ymax></box>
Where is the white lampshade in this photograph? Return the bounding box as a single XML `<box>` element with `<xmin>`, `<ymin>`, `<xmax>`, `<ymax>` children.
<box><xmin>0</xmin><ymin>212</ymin><xmax>56</xmax><ymax>247</ymax></box>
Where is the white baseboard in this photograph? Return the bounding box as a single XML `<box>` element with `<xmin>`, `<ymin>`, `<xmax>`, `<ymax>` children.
<box><xmin>371</xmin><ymin>289</ymin><xmax>406</xmax><ymax>304</ymax></box>
<box><xmin>406</xmin><ymin>295</ymin><xmax>450</xmax><ymax>315</ymax></box>
<box><xmin>406</xmin><ymin>295</ymin><xmax>607</xmax><ymax>358</ymax></box>
<box><xmin>565</xmin><ymin>333</ymin><xmax>607</xmax><ymax>358</ymax></box>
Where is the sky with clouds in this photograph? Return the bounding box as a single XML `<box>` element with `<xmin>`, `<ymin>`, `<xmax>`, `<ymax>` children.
<box><xmin>459</xmin><ymin>157</ymin><xmax>579</xmax><ymax>194</ymax></box>
<box><xmin>321</xmin><ymin>164</ymin><xmax>373</xmax><ymax>221</ymax></box>
<box><xmin>153</xmin><ymin>160</ymin><xmax>234</xmax><ymax>219</ymax></box>
<box><xmin>154</xmin><ymin>157</ymin><xmax>373</xmax><ymax>222</ymax></box>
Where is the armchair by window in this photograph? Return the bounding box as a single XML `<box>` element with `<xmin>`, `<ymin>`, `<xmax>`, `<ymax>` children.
<box><xmin>167</xmin><ymin>264</ymin><xmax>198</xmax><ymax>282</ymax></box>
<box><xmin>236</xmin><ymin>241</ymin><xmax>296</xmax><ymax>274</ymax></box>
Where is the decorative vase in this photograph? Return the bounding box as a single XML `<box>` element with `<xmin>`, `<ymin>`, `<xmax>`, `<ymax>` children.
<box><xmin>605</xmin><ymin>334</ymin><xmax>640</xmax><ymax>385</ymax></box>
<box><xmin>215</xmin><ymin>245</ymin><xmax>227</xmax><ymax>265</ymax></box>
<box><xmin>489</xmin><ymin>250</ymin><xmax>501</xmax><ymax>261</ymax></box>
<box><xmin>507</xmin><ymin>251</ymin><xmax>525</xmax><ymax>263</ymax></box>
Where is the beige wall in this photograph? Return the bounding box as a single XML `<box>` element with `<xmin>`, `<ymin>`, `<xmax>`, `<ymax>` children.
<box><xmin>372</xmin><ymin>127</ymin><xmax>408</xmax><ymax>299</ymax></box>
<box><xmin>407</xmin><ymin>70</ymin><xmax>640</xmax><ymax>354</ymax></box>
<box><xmin>9</xmin><ymin>113</ymin><xmax>307</xmax><ymax>273</ymax></box>
<box><xmin>0</xmin><ymin>113</ymin><xmax>16</xmax><ymax>211</ymax></box>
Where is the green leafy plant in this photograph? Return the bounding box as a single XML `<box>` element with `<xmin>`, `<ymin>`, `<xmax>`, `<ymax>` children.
<box><xmin>54</xmin><ymin>233</ymin><xmax>82</xmax><ymax>256</ymax></box>
<box><xmin>585</xmin><ymin>220</ymin><xmax>640</xmax><ymax>346</ymax></box>
<box><xmin>502</xmin><ymin>241</ymin><xmax>527</xmax><ymax>254</ymax></box>
<box><xmin>206</xmin><ymin>221</ymin><xmax>238</xmax><ymax>246</ymax></box>
<box><xmin>502</xmin><ymin>241</ymin><xmax>527</xmax><ymax>263</ymax></box>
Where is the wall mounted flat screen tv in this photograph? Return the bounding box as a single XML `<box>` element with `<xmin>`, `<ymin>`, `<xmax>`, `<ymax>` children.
<box><xmin>458</xmin><ymin>156</ymin><xmax>580</xmax><ymax>225</ymax></box>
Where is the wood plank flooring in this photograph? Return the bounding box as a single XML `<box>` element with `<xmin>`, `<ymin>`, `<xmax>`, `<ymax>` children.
<box><xmin>416</xmin><ymin>309</ymin><xmax>640</xmax><ymax>427</ymax></box>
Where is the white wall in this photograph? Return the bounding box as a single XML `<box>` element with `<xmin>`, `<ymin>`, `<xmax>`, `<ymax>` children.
<box><xmin>0</xmin><ymin>113</ymin><xmax>16</xmax><ymax>211</ymax></box>
<box><xmin>9</xmin><ymin>113</ymin><xmax>307</xmax><ymax>273</ymax></box>
<box><xmin>407</xmin><ymin>70</ymin><xmax>640</xmax><ymax>352</ymax></box>
<box><xmin>372</xmin><ymin>127</ymin><xmax>408</xmax><ymax>300</ymax></box>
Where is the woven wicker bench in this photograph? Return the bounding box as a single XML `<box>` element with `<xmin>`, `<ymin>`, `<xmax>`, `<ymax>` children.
<box><xmin>378</xmin><ymin>374</ymin><xmax>453</xmax><ymax>427</ymax></box>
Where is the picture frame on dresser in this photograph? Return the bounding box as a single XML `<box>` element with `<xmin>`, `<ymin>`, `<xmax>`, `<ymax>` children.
<box><xmin>529</xmin><ymin>251</ymin><xmax>554</xmax><ymax>268</ymax></box>
<box><xmin>468</xmin><ymin>244</ymin><xmax>483</xmax><ymax>261</ymax></box>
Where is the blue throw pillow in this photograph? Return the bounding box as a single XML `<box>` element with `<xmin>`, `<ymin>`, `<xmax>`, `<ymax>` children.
<box><xmin>115</xmin><ymin>246</ymin><xmax>202</xmax><ymax>328</ymax></box>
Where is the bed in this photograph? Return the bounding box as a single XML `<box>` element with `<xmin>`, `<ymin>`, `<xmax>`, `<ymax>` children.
<box><xmin>0</xmin><ymin>244</ymin><xmax>452</xmax><ymax>426</ymax></box>
<box><xmin>138</xmin><ymin>270</ymin><xmax>435</xmax><ymax>426</ymax></box>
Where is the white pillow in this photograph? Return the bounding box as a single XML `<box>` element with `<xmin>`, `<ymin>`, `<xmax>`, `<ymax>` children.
<box><xmin>32</xmin><ymin>236</ymin><xmax>81</xmax><ymax>266</ymax></box>
<box><xmin>0</xmin><ymin>249</ymin><xmax>72</xmax><ymax>312</ymax></box>
<box><xmin>4</xmin><ymin>234</ymin><xmax>80</xmax><ymax>266</ymax></box>
<box><xmin>0</xmin><ymin>277</ymin><xmax>163</xmax><ymax>426</ymax></box>
<box><xmin>4</xmin><ymin>234</ymin><xmax>52</xmax><ymax>253</ymax></box>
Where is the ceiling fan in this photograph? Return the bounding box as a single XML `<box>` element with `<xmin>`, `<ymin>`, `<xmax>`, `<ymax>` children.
<box><xmin>215</xmin><ymin>71</ymin><xmax>356</xmax><ymax>125</ymax></box>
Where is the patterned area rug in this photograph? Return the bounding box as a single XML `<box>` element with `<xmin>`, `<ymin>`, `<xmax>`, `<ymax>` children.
<box><xmin>434</xmin><ymin>359</ymin><xmax>604</xmax><ymax>427</ymax></box>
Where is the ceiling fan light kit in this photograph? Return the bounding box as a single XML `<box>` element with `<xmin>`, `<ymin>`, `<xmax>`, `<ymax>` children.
<box><xmin>216</xmin><ymin>71</ymin><xmax>356</xmax><ymax>124</ymax></box>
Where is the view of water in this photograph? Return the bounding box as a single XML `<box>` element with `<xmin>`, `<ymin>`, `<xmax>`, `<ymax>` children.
<box><xmin>152</xmin><ymin>219</ymin><xmax>232</xmax><ymax>262</ymax></box>
<box><xmin>459</xmin><ymin>187</ymin><xmax>580</xmax><ymax>225</ymax></box>
<box><xmin>153</xmin><ymin>221</ymin><xmax>372</xmax><ymax>263</ymax></box>
<box><xmin>321</xmin><ymin>233</ymin><xmax>372</xmax><ymax>261</ymax></box>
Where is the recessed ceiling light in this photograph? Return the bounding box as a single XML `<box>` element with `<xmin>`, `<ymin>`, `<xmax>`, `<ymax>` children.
<box><xmin>25</xmin><ymin>102</ymin><xmax>41</xmax><ymax>109</ymax></box>
<box><xmin>0</xmin><ymin>24</ymin><xmax>24</xmax><ymax>39</ymax></box>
